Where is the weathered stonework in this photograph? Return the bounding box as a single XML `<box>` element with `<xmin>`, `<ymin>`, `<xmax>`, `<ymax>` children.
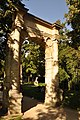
<box><xmin>45</xmin><ymin>27</ymin><xmax>60</xmax><ymax>106</ymax></box>
<box><xmin>3</xmin><ymin>6</ymin><xmax>62</xmax><ymax>114</ymax></box>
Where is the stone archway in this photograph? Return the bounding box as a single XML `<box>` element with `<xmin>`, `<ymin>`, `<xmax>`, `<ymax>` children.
<box><xmin>3</xmin><ymin>6</ymin><xmax>62</xmax><ymax>115</ymax></box>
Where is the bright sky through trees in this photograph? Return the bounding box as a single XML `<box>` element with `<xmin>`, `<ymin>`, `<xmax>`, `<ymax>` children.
<box><xmin>22</xmin><ymin>0</ymin><xmax>68</xmax><ymax>23</ymax></box>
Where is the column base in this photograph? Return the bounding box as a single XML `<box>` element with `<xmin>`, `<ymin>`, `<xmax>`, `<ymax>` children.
<box><xmin>45</xmin><ymin>88</ymin><xmax>63</xmax><ymax>107</ymax></box>
<box><xmin>8</xmin><ymin>89</ymin><xmax>22</xmax><ymax>115</ymax></box>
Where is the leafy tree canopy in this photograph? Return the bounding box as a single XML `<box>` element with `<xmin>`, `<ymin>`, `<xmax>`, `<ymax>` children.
<box><xmin>65</xmin><ymin>0</ymin><xmax>80</xmax><ymax>49</ymax></box>
<box><xmin>59</xmin><ymin>0</ymin><xmax>80</xmax><ymax>91</ymax></box>
<box><xmin>21</xmin><ymin>40</ymin><xmax>45</xmax><ymax>80</ymax></box>
<box><xmin>0</xmin><ymin>0</ymin><xmax>25</xmax><ymax>37</ymax></box>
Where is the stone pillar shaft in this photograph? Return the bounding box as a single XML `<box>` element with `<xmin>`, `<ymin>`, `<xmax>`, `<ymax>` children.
<box><xmin>8</xmin><ymin>27</ymin><xmax>22</xmax><ymax>114</ymax></box>
<box><xmin>3</xmin><ymin>12</ymin><xmax>23</xmax><ymax>114</ymax></box>
<box><xmin>45</xmin><ymin>27</ymin><xmax>59</xmax><ymax>106</ymax></box>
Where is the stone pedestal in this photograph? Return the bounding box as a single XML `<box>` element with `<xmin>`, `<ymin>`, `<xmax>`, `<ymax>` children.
<box><xmin>8</xmin><ymin>90</ymin><xmax>22</xmax><ymax>114</ymax></box>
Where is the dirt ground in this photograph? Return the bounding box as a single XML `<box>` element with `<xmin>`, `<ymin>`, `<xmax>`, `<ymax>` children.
<box><xmin>0</xmin><ymin>96</ymin><xmax>80</xmax><ymax>120</ymax></box>
<box><xmin>22</xmin><ymin>96</ymin><xmax>80</xmax><ymax>120</ymax></box>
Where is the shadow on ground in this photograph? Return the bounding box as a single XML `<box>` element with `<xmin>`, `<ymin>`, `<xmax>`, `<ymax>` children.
<box><xmin>0</xmin><ymin>96</ymin><xmax>80</xmax><ymax>120</ymax></box>
<box><xmin>22</xmin><ymin>97</ymin><xmax>80</xmax><ymax>120</ymax></box>
<box><xmin>21</xmin><ymin>96</ymin><xmax>41</xmax><ymax>113</ymax></box>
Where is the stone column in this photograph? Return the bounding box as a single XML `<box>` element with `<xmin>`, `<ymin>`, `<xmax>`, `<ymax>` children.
<box><xmin>8</xmin><ymin>27</ymin><xmax>22</xmax><ymax>115</ymax></box>
<box><xmin>3</xmin><ymin>12</ymin><xmax>24</xmax><ymax>115</ymax></box>
<box><xmin>45</xmin><ymin>24</ymin><xmax>61</xmax><ymax>107</ymax></box>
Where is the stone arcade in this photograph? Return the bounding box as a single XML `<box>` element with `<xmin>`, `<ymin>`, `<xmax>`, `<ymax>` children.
<box><xmin>3</xmin><ymin>6</ymin><xmax>62</xmax><ymax>114</ymax></box>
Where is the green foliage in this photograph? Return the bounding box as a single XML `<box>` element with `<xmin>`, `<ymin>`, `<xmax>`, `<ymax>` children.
<box><xmin>59</xmin><ymin>41</ymin><xmax>80</xmax><ymax>90</ymax></box>
<box><xmin>0</xmin><ymin>0</ymin><xmax>17</xmax><ymax>36</ymax></box>
<box><xmin>21</xmin><ymin>40</ymin><xmax>45</xmax><ymax>79</ymax></box>
<box><xmin>0</xmin><ymin>0</ymin><xmax>25</xmax><ymax>37</ymax></box>
<box><xmin>63</xmin><ymin>90</ymin><xmax>80</xmax><ymax>110</ymax></box>
<box><xmin>59</xmin><ymin>0</ymin><xmax>80</xmax><ymax>91</ymax></box>
<box><xmin>65</xmin><ymin>0</ymin><xmax>80</xmax><ymax>48</ymax></box>
<box><xmin>58</xmin><ymin>0</ymin><xmax>80</xmax><ymax>109</ymax></box>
